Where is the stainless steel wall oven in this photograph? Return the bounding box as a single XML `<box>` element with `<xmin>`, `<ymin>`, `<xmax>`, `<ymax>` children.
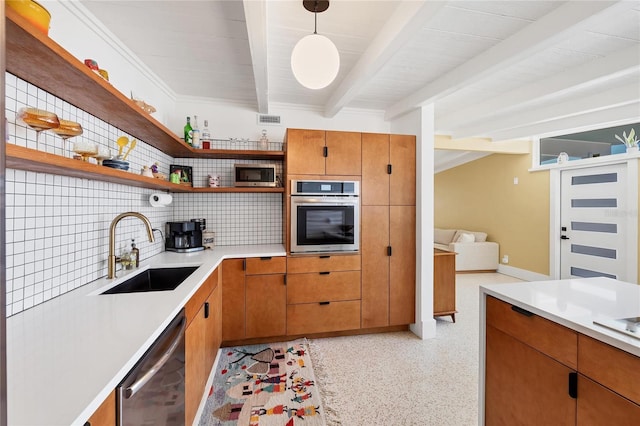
<box><xmin>290</xmin><ymin>180</ymin><xmax>359</xmax><ymax>254</ymax></box>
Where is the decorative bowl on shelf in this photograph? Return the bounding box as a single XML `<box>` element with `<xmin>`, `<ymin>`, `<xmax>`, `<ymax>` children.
<box><xmin>72</xmin><ymin>140</ymin><xmax>97</xmax><ymax>162</ymax></box>
<box><xmin>7</xmin><ymin>0</ymin><xmax>51</xmax><ymax>36</ymax></box>
<box><xmin>102</xmin><ymin>158</ymin><xmax>130</xmax><ymax>171</ymax></box>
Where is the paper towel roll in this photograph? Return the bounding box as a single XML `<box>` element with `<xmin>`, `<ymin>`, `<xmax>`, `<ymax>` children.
<box><xmin>149</xmin><ymin>193</ymin><xmax>172</xmax><ymax>207</ymax></box>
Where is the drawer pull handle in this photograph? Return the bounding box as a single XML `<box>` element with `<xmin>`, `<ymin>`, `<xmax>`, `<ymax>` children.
<box><xmin>260</xmin><ymin>256</ymin><xmax>272</xmax><ymax>260</ymax></box>
<box><xmin>319</xmin><ymin>301</ymin><xmax>330</xmax><ymax>305</ymax></box>
<box><xmin>204</xmin><ymin>302</ymin><xmax>210</xmax><ymax>319</ymax></box>
<box><xmin>568</xmin><ymin>372</ymin><xmax>578</xmax><ymax>399</ymax></box>
<box><xmin>319</xmin><ymin>255</ymin><xmax>331</xmax><ymax>259</ymax></box>
<box><xmin>319</xmin><ymin>271</ymin><xmax>331</xmax><ymax>275</ymax></box>
<box><xmin>511</xmin><ymin>305</ymin><xmax>534</xmax><ymax>317</ymax></box>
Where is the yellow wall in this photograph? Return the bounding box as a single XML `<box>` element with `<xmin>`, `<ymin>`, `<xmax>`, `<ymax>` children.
<box><xmin>435</xmin><ymin>153</ymin><xmax>550</xmax><ymax>275</ymax></box>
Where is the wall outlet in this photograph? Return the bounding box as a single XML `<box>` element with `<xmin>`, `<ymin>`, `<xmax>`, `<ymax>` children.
<box><xmin>502</xmin><ymin>255</ymin><xmax>509</xmax><ymax>264</ymax></box>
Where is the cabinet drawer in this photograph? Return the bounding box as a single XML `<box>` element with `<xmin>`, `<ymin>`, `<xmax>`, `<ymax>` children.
<box><xmin>287</xmin><ymin>300</ymin><xmax>361</xmax><ymax>335</ymax></box>
<box><xmin>578</xmin><ymin>334</ymin><xmax>640</xmax><ymax>405</ymax></box>
<box><xmin>287</xmin><ymin>254</ymin><xmax>360</xmax><ymax>273</ymax></box>
<box><xmin>246</xmin><ymin>256</ymin><xmax>286</xmax><ymax>275</ymax></box>
<box><xmin>287</xmin><ymin>271</ymin><xmax>361</xmax><ymax>304</ymax></box>
<box><xmin>185</xmin><ymin>267</ymin><xmax>218</xmax><ymax>326</ymax></box>
<box><xmin>486</xmin><ymin>296</ymin><xmax>577</xmax><ymax>369</ymax></box>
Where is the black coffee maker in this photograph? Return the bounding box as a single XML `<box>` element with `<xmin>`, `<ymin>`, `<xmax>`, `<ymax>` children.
<box><xmin>165</xmin><ymin>220</ymin><xmax>204</xmax><ymax>253</ymax></box>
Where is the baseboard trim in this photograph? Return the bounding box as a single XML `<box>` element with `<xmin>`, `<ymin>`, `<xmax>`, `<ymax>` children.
<box><xmin>497</xmin><ymin>264</ymin><xmax>550</xmax><ymax>282</ymax></box>
<box><xmin>221</xmin><ymin>325</ymin><xmax>410</xmax><ymax>348</ymax></box>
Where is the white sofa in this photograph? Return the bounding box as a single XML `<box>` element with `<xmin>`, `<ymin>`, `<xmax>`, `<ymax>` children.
<box><xmin>434</xmin><ymin>228</ymin><xmax>499</xmax><ymax>271</ymax></box>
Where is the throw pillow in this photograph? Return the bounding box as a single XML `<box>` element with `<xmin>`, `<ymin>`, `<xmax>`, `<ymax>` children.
<box><xmin>455</xmin><ymin>232</ymin><xmax>475</xmax><ymax>243</ymax></box>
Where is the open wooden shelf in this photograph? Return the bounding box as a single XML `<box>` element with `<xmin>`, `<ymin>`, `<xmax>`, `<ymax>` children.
<box><xmin>5</xmin><ymin>9</ymin><xmax>285</xmax><ymax>162</ymax></box>
<box><xmin>6</xmin><ymin>144</ymin><xmax>284</xmax><ymax>194</ymax></box>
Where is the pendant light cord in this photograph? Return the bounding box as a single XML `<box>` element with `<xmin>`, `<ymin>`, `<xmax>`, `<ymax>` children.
<box><xmin>314</xmin><ymin>6</ymin><xmax>318</xmax><ymax>34</ymax></box>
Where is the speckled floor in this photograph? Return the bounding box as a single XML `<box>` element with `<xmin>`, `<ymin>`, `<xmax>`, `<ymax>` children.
<box><xmin>308</xmin><ymin>273</ymin><xmax>523</xmax><ymax>426</ymax></box>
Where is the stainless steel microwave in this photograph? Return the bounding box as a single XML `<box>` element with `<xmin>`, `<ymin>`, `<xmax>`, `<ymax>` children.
<box><xmin>234</xmin><ymin>164</ymin><xmax>277</xmax><ymax>187</ymax></box>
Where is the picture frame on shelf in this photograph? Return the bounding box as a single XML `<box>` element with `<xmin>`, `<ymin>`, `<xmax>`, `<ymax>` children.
<box><xmin>169</xmin><ymin>164</ymin><xmax>193</xmax><ymax>186</ymax></box>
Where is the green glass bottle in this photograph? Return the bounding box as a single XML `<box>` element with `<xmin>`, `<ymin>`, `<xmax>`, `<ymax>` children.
<box><xmin>184</xmin><ymin>116</ymin><xmax>193</xmax><ymax>146</ymax></box>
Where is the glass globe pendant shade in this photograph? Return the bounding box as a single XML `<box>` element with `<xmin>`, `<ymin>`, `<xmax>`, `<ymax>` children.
<box><xmin>291</xmin><ymin>33</ymin><xmax>340</xmax><ymax>90</ymax></box>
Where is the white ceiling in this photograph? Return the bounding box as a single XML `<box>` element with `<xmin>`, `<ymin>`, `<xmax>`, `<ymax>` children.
<box><xmin>79</xmin><ymin>0</ymin><xmax>640</xmax><ymax>171</ymax></box>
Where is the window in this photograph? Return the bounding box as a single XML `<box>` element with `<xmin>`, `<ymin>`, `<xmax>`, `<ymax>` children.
<box><xmin>539</xmin><ymin>123</ymin><xmax>639</xmax><ymax>166</ymax></box>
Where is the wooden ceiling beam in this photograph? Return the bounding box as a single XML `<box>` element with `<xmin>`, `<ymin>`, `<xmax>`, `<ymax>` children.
<box><xmin>438</xmin><ymin>46</ymin><xmax>640</xmax><ymax>132</ymax></box>
<box><xmin>385</xmin><ymin>0</ymin><xmax>631</xmax><ymax>121</ymax></box>
<box><xmin>323</xmin><ymin>0</ymin><xmax>446</xmax><ymax>118</ymax></box>
<box><xmin>454</xmin><ymin>83</ymin><xmax>640</xmax><ymax>139</ymax></box>
<box><xmin>243</xmin><ymin>0</ymin><xmax>269</xmax><ymax>113</ymax></box>
<box><xmin>435</xmin><ymin>135</ymin><xmax>530</xmax><ymax>154</ymax></box>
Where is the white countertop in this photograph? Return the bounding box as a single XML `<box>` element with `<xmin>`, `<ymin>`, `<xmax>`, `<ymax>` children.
<box><xmin>480</xmin><ymin>277</ymin><xmax>640</xmax><ymax>357</ymax></box>
<box><xmin>7</xmin><ymin>245</ymin><xmax>286</xmax><ymax>426</ymax></box>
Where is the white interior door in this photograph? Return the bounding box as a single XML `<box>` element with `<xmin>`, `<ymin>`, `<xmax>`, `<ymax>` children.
<box><xmin>560</xmin><ymin>164</ymin><xmax>628</xmax><ymax>280</ymax></box>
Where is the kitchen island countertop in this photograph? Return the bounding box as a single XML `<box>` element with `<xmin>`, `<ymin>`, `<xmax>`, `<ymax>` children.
<box><xmin>480</xmin><ymin>277</ymin><xmax>640</xmax><ymax>357</ymax></box>
<box><xmin>7</xmin><ymin>244</ymin><xmax>285</xmax><ymax>426</ymax></box>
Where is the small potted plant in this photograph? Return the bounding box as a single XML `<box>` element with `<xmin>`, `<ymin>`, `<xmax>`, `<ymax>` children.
<box><xmin>615</xmin><ymin>128</ymin><xmax>639</xmax><ymax>153</ymax></box>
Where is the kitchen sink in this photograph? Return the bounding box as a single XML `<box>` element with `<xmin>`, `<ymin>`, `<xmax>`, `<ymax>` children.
<box><xmin>101</xmin><ymin>266</ymin><xmax>199</xmax><ymax>295</ymax></box>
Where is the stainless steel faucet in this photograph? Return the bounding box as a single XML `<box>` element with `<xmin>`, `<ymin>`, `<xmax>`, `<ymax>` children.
<box><xmin>108</xmin><ymin>212</ymin><xmax>155</xmax><ymax>279</ymax></box>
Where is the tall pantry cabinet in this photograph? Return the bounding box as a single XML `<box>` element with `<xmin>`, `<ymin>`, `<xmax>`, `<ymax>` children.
<box><xmin>361</xmin><ymin>133</ymin><xmax>416</xmax><ymax>328</ymax></box>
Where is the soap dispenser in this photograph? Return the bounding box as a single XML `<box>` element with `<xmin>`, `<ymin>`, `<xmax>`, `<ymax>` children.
<box><xmin>131</xmin><ymin>239</ymin><xmax>140</xmax><ymax>268</ymax></box>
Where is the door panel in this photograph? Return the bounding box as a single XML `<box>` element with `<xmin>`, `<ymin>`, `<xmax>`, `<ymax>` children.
<box><xmin>390</xmin><ymin>134</ymin><xmax>416</xmax><ymax>206</ymax></box>
<box><xmin>246</xmin><ymin>275</ymin><xmax>286</xmax><ymax>338</ymax></box>
<box><xmin>221</xmin><ymin>259</ymin><xmax>246</xmax><ymax>341</ymax></box>
<box><xmin>389</xmin><ymin>205</ymin><xmax>415</xmax><ymax>325</ymax></box>
<box><xmin>361</xmin><ymin>206</ymin><xmax>390</xmax><ymax>328</ymax></box>
<box><xmin>361</xmin><ymin>133</ymin><xmax>389</xmax><ymax>206</ymax></box>
<box><xmin>326</xmin><ymin>131</ymin><xmax>361</xmax><ymax>175</ymax></box>
<box><xmin>287</xmin><ymin>129</ymin><xmax>325</xmax><ymax>175</ymax></box>
<box><xmin>560</xmin><ymin>164</ymin><xmax>627</xmax><ymax>279</ymax></box>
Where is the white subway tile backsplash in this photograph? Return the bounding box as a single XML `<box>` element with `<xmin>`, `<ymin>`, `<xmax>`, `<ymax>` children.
<box><xmin>5</xmin><ymin>73</ymin><xmax>284</xmax><ymax>316</ymax></box>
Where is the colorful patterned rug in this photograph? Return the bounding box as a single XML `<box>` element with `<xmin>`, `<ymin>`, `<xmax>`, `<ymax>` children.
<box><xmin>198</xmin><ymin>340</ymin><xmax>332</xmax><ymax>426</ymax></box>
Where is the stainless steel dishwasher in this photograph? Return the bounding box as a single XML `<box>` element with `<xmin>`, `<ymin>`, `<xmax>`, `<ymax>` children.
<box><xmin>117</xmin><ymin>310</ymin><xmax>186</xmax><ymax>426</ymax></box>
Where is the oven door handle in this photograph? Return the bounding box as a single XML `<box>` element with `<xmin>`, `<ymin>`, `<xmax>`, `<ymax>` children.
<box><xmin>124</xmin><ymin>316</ymin><xmax>186</xmax><ymax>399</ymax></box>
<box><xmin>292</xmin><ymin>197</ymin><xmax>358</xmax><ymax>205</ymax></box>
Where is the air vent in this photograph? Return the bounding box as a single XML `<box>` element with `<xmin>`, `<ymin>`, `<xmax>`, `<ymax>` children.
<box><xmin>257</xmin><ymin>114</ymin><xmax>281</xmax><ymax>126</ymax></box>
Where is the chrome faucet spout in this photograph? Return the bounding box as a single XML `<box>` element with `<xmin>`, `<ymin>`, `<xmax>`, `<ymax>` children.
<box><xmin>108</xmin><ymin>212</ymin><xmax>155</xmax><ymax>279</ymax></box>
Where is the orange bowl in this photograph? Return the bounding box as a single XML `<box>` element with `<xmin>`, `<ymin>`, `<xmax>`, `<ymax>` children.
<box><xmin>7</xmin><ymin>0</ymin><xmax>51</xmax><ymax>36</ymax></box>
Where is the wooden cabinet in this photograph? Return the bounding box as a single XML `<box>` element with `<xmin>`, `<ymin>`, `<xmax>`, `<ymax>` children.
<box><xmin>361</xmin><ymin>133</ymin><xmax>415</xmax><ymax>206</ymax></box>
<box><xmin>222</xmin><ymin>257</ymin><xmax>287</xmax><ymax>342</ymax></box>
<box><xmin>433</xmin><ymin>249</ymin><xmax>457</xmax><ymax>322</ymax></box>
<box><xmin>221</xmin><ymin>259</ymin><xmax>246</xmax><ymax>341</ymax></box>
<box><xmin>286</xmin><ymin>254</ymin><xmax>361</xmax><ymax>335</ymax></box>
<box><xmin>286</xmin><ymin>129</ymin><xmax>361</xmax><ymax>176</ymax></box>
<box><xmin>361</xmin><ymin>133</ymin><xmax>416</xmax><ymax>329</ymax></box>
<box><xmin>84</xmin><ymin>391</ymin><xmax>116</xmax><ymax>426</ymax></box>
<box><xmin>185</xmin><ymin>267</ymin><xmax>221</xmax><ymax>425</ymax></box>
<box><xmin>484</xmin><ymin>296</ymin><xmax>640</xmax><ymax>425</ymax></box>
<box><xmin>485</xmin><ymin>325</ymin><xmax>576</xmax><ymax>425</ymax></box>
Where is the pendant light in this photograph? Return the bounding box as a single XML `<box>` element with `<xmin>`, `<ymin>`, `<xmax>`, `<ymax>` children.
<box><xmin>291</xmin><ymin>0</ymin><xmax>340</xmax><ymax>90</ymax></box>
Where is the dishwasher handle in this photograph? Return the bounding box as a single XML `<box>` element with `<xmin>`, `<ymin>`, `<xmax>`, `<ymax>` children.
<box><xmin>125</xmin><ymin>316</ymin><xmax>186</xmax><ymax>399</ymax></box>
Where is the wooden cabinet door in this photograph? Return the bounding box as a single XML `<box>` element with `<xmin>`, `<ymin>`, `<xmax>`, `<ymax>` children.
<box><xmin>246</xmin><ymin>274</ymin><xmax>287</xmax><ymax>338</ymax></box>
<box><xmin>326</xmin><ymin>131</ymin><xmax>361</xmax><ymax>176</ymax></box>
<box><xmin>433</xmin><ymin>251</ymin><xmax>456</xmax><ymax>316</ymax></box>
<box><xmin>577</xmin><ymin>374</ymin><xmax>640</xmax><ymax>426</ymax></box>
<box><xmin>185</xmin><ymin>304</ymin><xmax>207</xmax><ymax>426</ymax></box>
<box><xmin>205</xmin><ymin>282</ymin><xmax>222</xmax><ymax>374</ymax></box>
<box><xmin>222</xmin><ymin>258</ymin><xmax>246</xmax><ymax>341</ymax></box>
<box><xmin>84</xmin><ymin>390</ymin><xmax>115</xmax><ymax>426</ymax></box>
<box><xmin>389</xmin><ymin>205</ymin><xmax>415</xmax><ymax>325</ymax></box>
<box><xmin>485</xmin><ymin>325</ymin><xmax>576</xmax><ymax>426</ymax></box>
<box><xmin>361</xmin><ymin>205</ymin><xmax>390</xmax><ymax>328</ymax></box>
<box><xmin>390</xmin><ymin>134</ymin><xmax>416</xmax><ymax>206</ymax></box>
<box><xmin>361</xmin><ymin>133</ymin><xmax>390</xmax><ymax>206</ymax></box>
<box><xmin>287</xmin><ymin>129</ymin><xmax>325</xmax><ymax>175</ymax></box>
